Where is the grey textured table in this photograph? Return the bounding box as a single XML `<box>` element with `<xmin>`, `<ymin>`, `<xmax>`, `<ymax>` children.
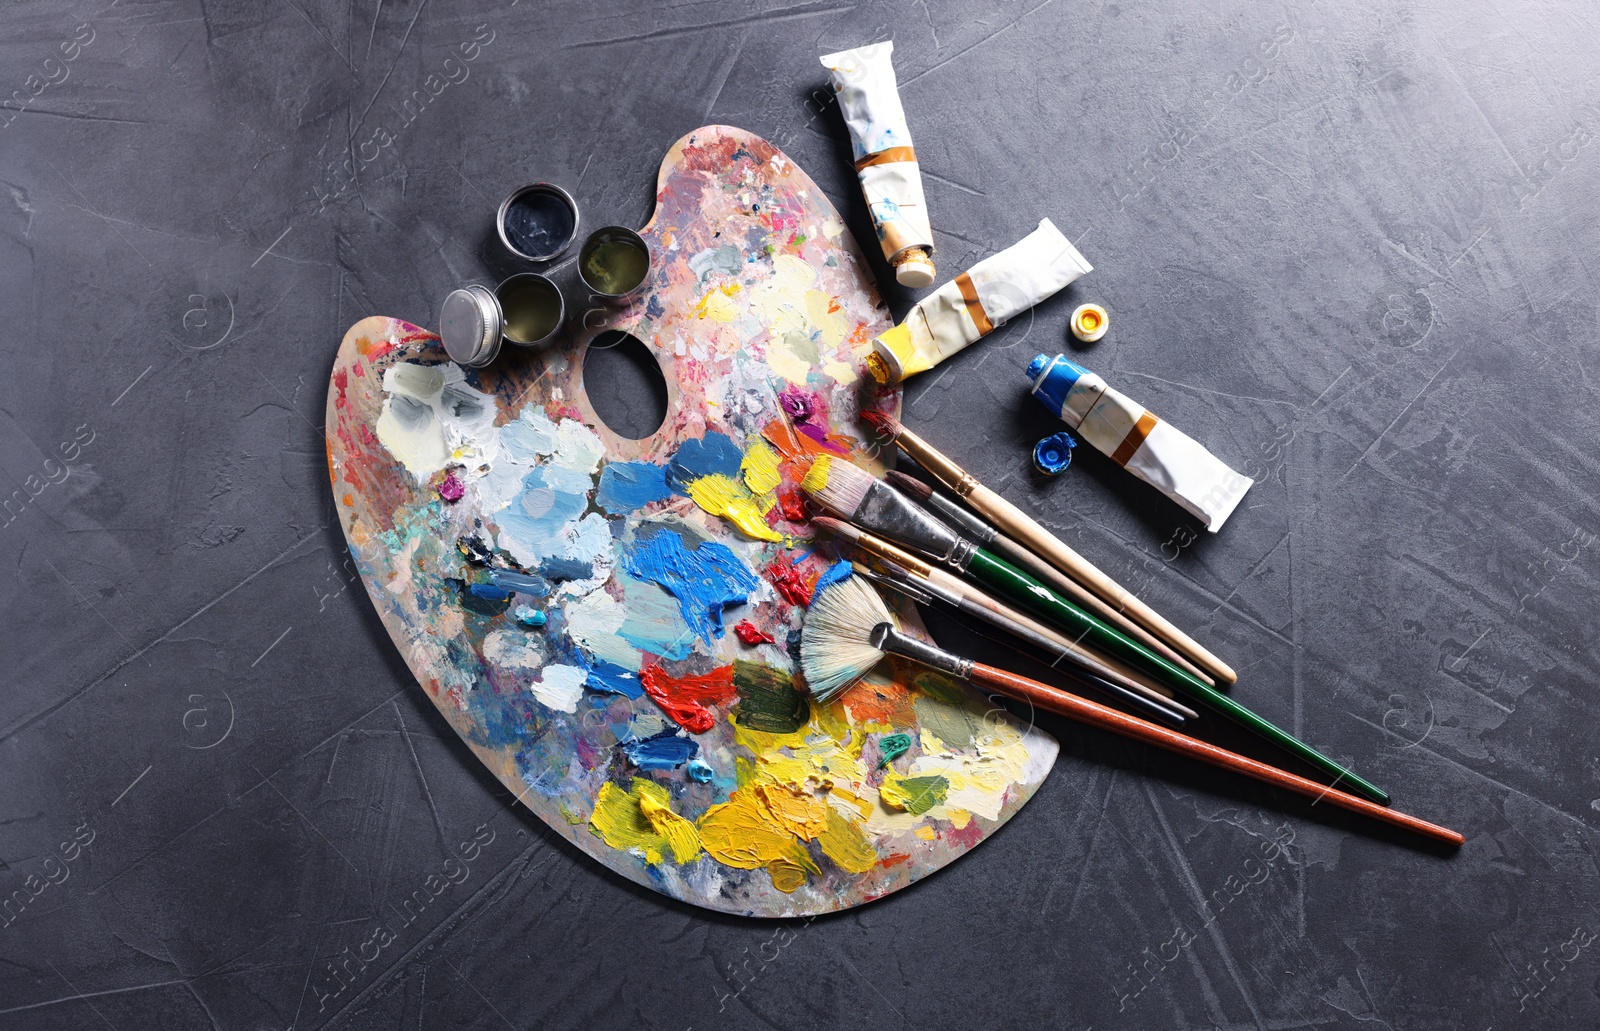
<box><xmin>3</xmin><ymin>0</ymin><xmax>1597</xmax><ymax>1028</ymax></box>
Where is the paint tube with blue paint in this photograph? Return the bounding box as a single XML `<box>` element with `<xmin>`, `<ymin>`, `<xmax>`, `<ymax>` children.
<box><xmin>868</xmin><ymin>218</ymin><xmax>1092</xmax><ymax>384</ymax></box>
<box><xmin>1026</xmin><ymin>353</ymin><xmax>1253</xmax><ymax>532</ymax></box>
<box><xmin>820</xmin><ymin>42</ymin><xmax>936</xmax><ymax>289</ymax></box>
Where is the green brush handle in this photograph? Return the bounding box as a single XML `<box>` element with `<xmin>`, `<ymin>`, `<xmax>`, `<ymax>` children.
<box><xmin>964</xmin><ymin>548</ymin><xmax>1392</xmax><ymax>806</ymax></box>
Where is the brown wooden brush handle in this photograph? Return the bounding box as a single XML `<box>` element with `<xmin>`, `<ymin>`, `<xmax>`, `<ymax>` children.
<box><xmin>966</xmin><ymin>661</ymin><xmax>1464</xmax><ymax>847</ymax></box>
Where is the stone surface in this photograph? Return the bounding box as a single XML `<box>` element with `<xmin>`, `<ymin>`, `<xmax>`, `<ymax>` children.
<box><xmin>1</xmin><ymin>1</ymin><xmax>1596</xmax><ymax>1028</ymax></box>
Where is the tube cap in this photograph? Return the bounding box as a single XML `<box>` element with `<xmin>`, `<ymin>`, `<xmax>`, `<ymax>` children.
<box><xmin>893</xmin><ymin>248</ymin><xmax>936</xmax><ymax>289</ymax></box>
<box><xmin>1070</xmin><ymin>303</ymin><xmax>1109</xmax><ymax>342</ymax></box>
<box><xmin>1032</xmin><ymin>432</ymin><xmax>1077</xmax><ymax>475</ymax></box>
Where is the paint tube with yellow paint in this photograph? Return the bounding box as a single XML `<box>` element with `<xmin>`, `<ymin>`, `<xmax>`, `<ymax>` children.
<box><xmin>1027</xmin><ymin>353</ymin><xmax>1254</xmax><ymax>532</ymax></box>
<box><xmin>867</xmin><ymin>218</ymin><xmax>1092</xmax><ymax>384</ymax></box>
<box><xmin>819</xmin><ymin>42</ymin><xmax>936</xmax><ymax>289</ymax></box>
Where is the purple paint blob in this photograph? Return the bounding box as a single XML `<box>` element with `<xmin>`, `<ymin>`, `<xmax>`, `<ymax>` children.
<box><xmin>438</xmin><ymin>471</ymin><xmax>465</xmax><ymax>502</ymax></box>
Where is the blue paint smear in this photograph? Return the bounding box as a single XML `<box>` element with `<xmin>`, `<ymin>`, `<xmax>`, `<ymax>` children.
<box><xmin>496</xmin><ymin>466</ymin><xmax>588</xmax><ymax>561</ymax></box>
<box><xmin>486</xmin><ymin>568</ymin><xmax>550</xmax><ymax>596</ymax></box>
<box><xmin>686</xmin><ymin>758</ymin><xmax>714</xmax><ymax>783</ymax></box>
<box><xmin>512</xmin><ymin>605</ymin><xmax>547</xmax><ymax>628</ymax></box>
<box><xmin>538</xmin><ymin>555</ymin><xmax>595</xmax><ymax>582</ymax></box>
<box><xmin>665</xmin><ymin>431</ymin><xmax>744</xmax><ymax>494</ymax></box>
<box><xmin>585</xmin><ymin>659</ymin><xmax>644</xmax><ymax>700</ymax></box>
<box><xmin>623</xmin><ymin>525</ymin><xmax>758</xmax><ymax>645</ymax></box>
<box><xmin>468</xmin><ymin>583</ymin><xmax>512</xmax><ymax>601</ymax></box>
<box><xmin>596</xmin><ymin>460</ymin><xmax>672</xmax><ymax>516</ymax></box>
<box><xmin>621</xmin><ymin>730</ymin><xmax>699</xmax><ymax>771</ymax></box>
<box><xmin>811</xmin><ymin>559</ymin><xmax>854</xmax><ymax>600</ymax></box>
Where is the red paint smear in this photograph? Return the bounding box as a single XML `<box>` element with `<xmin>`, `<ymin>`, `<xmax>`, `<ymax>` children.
<box><xmin>352</xmin><ymin>361</ymin><xmax>366</xmax><ymax>377</ymax></box>
<box><xmin>333</xmin><ymin>368</ymin><xmax>350</xmax><ymax>404</ymax></box>
<box><xmin>733</xmin><ymin>620</ymin><xmax>775</xmax><ymax>646</ymax></box>
<box><xmin>765</xmin><ymin>554</ymin><xmax>811</xmax><ymax>606</ymax></box>
<box><xmin>365</xmin><ymin>340</ymin><xmax>396</xmax><ymax>361</ymax></box>
<box><xmin>776</xmin><ymin>487</ymin><xmax>808</xmax><ymax>523</ymax></box>
<box><xmin>947</xmin><ymin>818</ymin><xmax>984</xmax><ymax>850</ymax></box>
<box><xmin>879</xmin><ymin>852</ymin><xmax>911</xmax><ymax>868</ymax></box>
<box><xmin>640</xmin><ymin>663</ymin><xmax>736</xmax><ymax>734</ymax></box>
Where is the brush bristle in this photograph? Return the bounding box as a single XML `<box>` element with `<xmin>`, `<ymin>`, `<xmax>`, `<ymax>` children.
<box><xmin>800</xmin><ymin>455</ymin><xmax>874</xmax><ymax>518</ymax></box>
<box><xmin>884</xmin><ymin>470</ymin><xmax>931</xmax><ymax>501</ymax></box>
<box><xmin>800</xmin><ymin>574</ymin><xmax>895</xmax><ymax>704</ymax></box>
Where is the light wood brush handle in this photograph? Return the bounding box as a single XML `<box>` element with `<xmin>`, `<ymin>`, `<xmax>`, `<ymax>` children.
<box><xmin>966</xmin><ymin>661</ymin><xmax>1462</xmax><ymax>847</ymax></box>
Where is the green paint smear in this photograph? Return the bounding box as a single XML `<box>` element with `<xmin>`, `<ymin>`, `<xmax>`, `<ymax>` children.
<box><xmin>894</xmin><ymin>775</ymin><xmax>948</xmax><ymax>816</ymax></box>
<box><xmin>732</xmin><ymin>660</ymin><xmax>809</xmax><ymax>734</ymax></box>
<box><xmin>912</xmin><ymin>693</ymin><xmax>989</xmax><ymax>750</ymax></box>
<box><xmin>876</xmin><ymin>732</ymin><xmax>913</xmax><ymax>769</ymax></box>
<box><xmin>912</xmin><ymin>670</ymin><xmax>969</xmax><ymax>705</ymax></box>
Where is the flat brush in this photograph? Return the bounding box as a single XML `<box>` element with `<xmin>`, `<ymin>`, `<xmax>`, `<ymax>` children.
<box><xmin>885</xmin><ymin>469</ymin><xmax>1213</xmax><ymax>687</ymax></box>
<box><xmin>852</xmin><ymin>561</ymin><xmax>1192</xmax><ymax>726</ymax></box>
<box><xmin>864</xmin><ymin>412</ymin><xmax>1238</xmax><ymax>686</ymax></box>
<box><xmin>805</xmin><ymin>456</ymin><xmax>1214</xmax><ymax>699</ymax></box>
<box><xmin>813</xmin><ymin>516</ymin><xmax>1190</xmax><ymax>716</ymax></box>
<box><xmin>799</xmin><ymin>576</ymin><xmax>1463</xmax><ymax>848</ymax></box>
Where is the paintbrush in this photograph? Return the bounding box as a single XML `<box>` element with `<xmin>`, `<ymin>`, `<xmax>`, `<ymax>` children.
<box><xmin>812</xmin><ymin>516</ymin><xmax>1191</xmax><ymax>716</ymax></box>
<box><xmin>812</xmin><ymin>507</ymin><xmax>1392</xmax><ymax>807</ymax></box>
<box><xmin>885</xmin><ymin>469</ymin><xmax>1214</xmax><ymax>687</ymax></box>
<box><xmin>800</xmin><ymin>576</ymin><xmax>1463</xmax><ymax>847</ymax></box>
<box><xmin>864</xmin><ymin>412</ymin><xmax>1238</xmax><ymax>686</ymax></box>
<box><xmin>851</xmin><ymin>561</ymin><xmax>1193</xmax><ymax>726</ymax></box>
<box><xmin>805</xmin><ymin>455</ymin><xmax>1213</xmax><ymax>699</ymax></box>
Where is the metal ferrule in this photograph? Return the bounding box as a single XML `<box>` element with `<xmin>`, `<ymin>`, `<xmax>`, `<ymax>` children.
<box><xmin>855</xmin><ymin>482</ymin><xmax>966</xmax><ymax>565</ymax></box>
<box><xmin>871</xmin><ymin>625</ymin><xmax>974</xmax><ymax>680</ymax></box>
<box><xmin>926</xmin><ymin>491</ymin><xmax>997</xmax><ymax>544</ymax></box>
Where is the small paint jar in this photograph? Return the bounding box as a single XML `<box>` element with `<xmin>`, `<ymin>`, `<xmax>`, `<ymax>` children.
<box><xmin>497</xmin><ymin>183</ymin><xmax>579</xmax><ymax>262</ymax></box>
<box><xmin>438</xmin><ymin>273</ymin><xmax>565</xmax><ymax>368</ymax></box>
<box><xmin>496</xmin><ymin>273</ymin><xmax>565</xmax><ymax>349</ymax></box>
<box><xmin>1070</xmin><ymin>303</ymin><xmax>1109</xmax><ymax>343</ymax></box>
<box><xmin>578</xmin><ymin>226</ymin><xmax>651</xmax><ymax>299</ymax></box>
<box><xmin>1033</xmin><ymin>431</ymin><xmax>1078</xmax><ymax>475</ymax></box>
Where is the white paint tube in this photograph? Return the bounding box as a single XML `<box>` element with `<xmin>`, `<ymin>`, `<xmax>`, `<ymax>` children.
<box><xmin>820</xmin><ymin>42</ymin><xmax>936</xmax><ymax>288</ymax></box>
<box><xmin>1027</xmin><ymin>353</ymin><xmax>1253</xmax><ymax>532</ymax></box>
<box><xmin>868</xmin><ymin>218</ymin><xmax>1092</xmax><ymax>383</ymax></box>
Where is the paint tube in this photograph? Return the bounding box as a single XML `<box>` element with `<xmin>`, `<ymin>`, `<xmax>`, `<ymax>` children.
<box><xmin>868</xmin><ymin>218</ymin><xmax>1092</xmax><ymax>384</ymax></box>
<box><xmin>1026</xmin><ymin>354</ymin><xmax>1253</xmax><ymax>532</ymax></box>
<box><xmin>819</xmin><ymin>42</ymin><xmax>936</xmax><ymax>288</ymax></box>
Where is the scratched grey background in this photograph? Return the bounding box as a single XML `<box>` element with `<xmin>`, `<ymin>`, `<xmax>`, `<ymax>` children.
<box><xmin>2</xmin><ymin>0</ymin><xmax>1597</xmax><ymax>1027</ymax></box>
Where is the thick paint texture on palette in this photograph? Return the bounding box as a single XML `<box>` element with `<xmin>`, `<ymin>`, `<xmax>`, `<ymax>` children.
<box><xmin>326</xmin><ymin>127</ymin><xmax>1058</xmax><ymax>917</ymax></box>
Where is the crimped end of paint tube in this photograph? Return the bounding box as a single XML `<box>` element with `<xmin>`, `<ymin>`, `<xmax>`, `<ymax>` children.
<box><xmin>1032</xmin><ymin>432</ymin><xmax>1077</xmax><ymax>475</ymax></box>
<box><xmin>1070</xmin><ymin>303</ymin><xmax>1109</xmax><ymax>343</ymax></box>
<box><xmin>893</xmin><ymin>247</ymin><xmax>936</xmax><ymax>289</ymax></box>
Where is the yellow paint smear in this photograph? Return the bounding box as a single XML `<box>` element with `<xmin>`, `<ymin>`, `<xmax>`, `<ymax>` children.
<box><xmin>756</xmin><ymin>783</ymin><xmax>830</xmax><ymax>841</ymax></box>
<box><xmin>914</xmin><ymin>825</ymin><xmax>938</xmax><ymax>841</ymax></box>
<box><xmin>740</xmin><ymin>439</ymin><xmax>782</xmax><ymax>496</ymax></box>
<box><xmin>694</xmin><ymin>282</ymin><xmax>742</xmax><ymax>322</ymax></box>
<box><xmin>684</xmin><ymin>473</ymin><xmax>782</xmax><ymax>542</ymax></box>
<box><xmin>799</xmin><ymin>454</ymin><xmax>833</xmax><ymax>495</ymax></box>
<box><xmin>817</xmin><ymin>807</ymin><xmax>878</xmax><ymax>873</ymax></box>
<box><xmin>590</xmin><ymin>780</ymin><xmax>701</xmax><ymax>865</ymax></box>
<box><xmin>698</xmin><ymin>790</ymin><xmax>812</xmax><ymax>872</ymax></box>
<box><xmin>767</xmin><ymin>856</ymin><xmax>813</xmax><ymax>893</ymax></box>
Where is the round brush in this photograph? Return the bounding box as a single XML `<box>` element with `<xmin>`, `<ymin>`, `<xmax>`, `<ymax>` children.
<box><xmin>799</xmin><ymin>575</ymin><xmax>1463</xmax><ymax>848</ymax></box>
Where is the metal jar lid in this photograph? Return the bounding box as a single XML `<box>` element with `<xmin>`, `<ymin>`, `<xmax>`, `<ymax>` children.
<box><xmin>439</xmin><ymin>285</ymin><xmax>502</xmax><ymax>368</ymax></box>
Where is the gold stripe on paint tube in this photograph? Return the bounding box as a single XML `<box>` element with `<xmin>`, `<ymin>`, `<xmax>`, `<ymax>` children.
<box><xmin>1111</xmin><ymin>411</ymin><xmax>1159</xmax><ymax>467</ymax></box>
<box><xmin>854</xmin><ymin>146</ymin><xmax>918</xmax><ymax>170</ymax></box>
<box><xmin>954</xmin><ymin>273</ymin><xmax>994</xmax><ymax>336</ymax></box>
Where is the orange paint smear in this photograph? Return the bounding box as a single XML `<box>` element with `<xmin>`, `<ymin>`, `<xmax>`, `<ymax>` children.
<box><xmin>640</xmin><ymin>663</ymin><xmax>737</xmax><ymax>733</ymax></box>
<box><xmin>841</xmin><ymin>675</ymin><xmax>914</xmax><ymax>724</ymax></box>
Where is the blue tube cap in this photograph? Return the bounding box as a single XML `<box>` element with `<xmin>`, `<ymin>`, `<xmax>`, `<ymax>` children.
<box><xmin>1033</xmin><ymin>431</ymin><xmax>1078</xmax><ymax>475</ymax></box>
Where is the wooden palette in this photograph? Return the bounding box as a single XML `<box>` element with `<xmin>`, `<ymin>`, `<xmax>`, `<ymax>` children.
<box><xmin>325</xmin><ymin>126</ymin><xmax>1058</xmax><ymax>917</ymax></box>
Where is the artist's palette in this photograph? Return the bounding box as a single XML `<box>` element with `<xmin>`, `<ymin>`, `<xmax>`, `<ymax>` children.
<box><xmin>326</xmin><ymin>126</ymin><xmax>1058</xmax><ymax>917</ymax></box>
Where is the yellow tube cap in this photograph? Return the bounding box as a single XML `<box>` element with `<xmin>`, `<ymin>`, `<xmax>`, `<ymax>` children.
<box><xmin>1070</xmin><ymin>303</ymin><xmax>1109</xmax><ymax>343</ymax></box>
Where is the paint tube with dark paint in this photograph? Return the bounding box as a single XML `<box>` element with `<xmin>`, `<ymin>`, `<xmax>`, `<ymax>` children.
<box><xmin>869</xmin><ymin>218</ymin><xmax>1092</xmax><ymax>383</ymax></box>
<box><xmin>820</xmin><ymin>42</ymin><xmax>936</xmax><ymax>288</ymax></box>
<box><xmin>1027</xmin><ymin>354</ymin><xmax>1253</xmax><ymax>532</ymax></box>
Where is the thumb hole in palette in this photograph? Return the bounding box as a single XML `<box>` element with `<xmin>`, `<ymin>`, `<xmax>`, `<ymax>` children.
<box><xmin>583</xmin><ymin>329</ymin><xmax>669</xmax><ymax>440</ymax></box>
